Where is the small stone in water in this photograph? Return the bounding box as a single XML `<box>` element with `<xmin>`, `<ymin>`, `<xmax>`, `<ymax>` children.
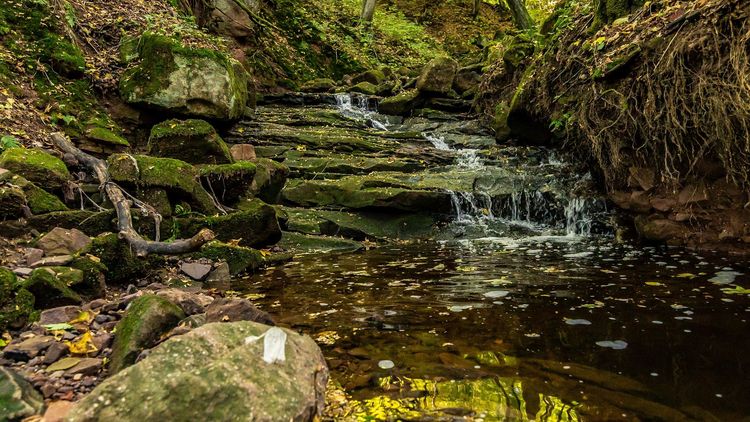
<box><xmin>378</xmin><ymin>360</ymin><xmax>395</xmax><ymax>369</ymax></box>
<box><xmin>595</xmin><ymin>340</ymin><xmax>628</xmax><ymax>350</ymax></box>
<box><xmin>565</xmin><ymin>318</ymin><xmax>591</xmax><ymax>326</ymax></box>
<box><xmin>484</xmin><ymin>290</ymin><xmax>510</xmax><ymax>298</ymax></box>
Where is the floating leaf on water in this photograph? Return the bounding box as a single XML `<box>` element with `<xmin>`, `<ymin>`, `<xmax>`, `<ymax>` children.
<box><xmin>448</xmin><ymin>305</ymin><xmax>473</xmax><ymax>312</ymax></box>
<box><xmin>378</xmin><ymin>360</ymin><xmax>395</xmax><ymax>369</ymax></box>
<box><xmin>674</xmin><ymin>273</ymin><xmax>697</xmax><ymax>279</ymax></box>
<box><xmin>484</xmin><ymin>290</ymin><xmax>510</xmax><ymax>299</ymax></box>
<box><xmin>456</xmin><ymin>266</ymin><xmax>478</xmax><ymax>272</ymax></box>
<box><xmin>578</xmin><ymin>301</ymin><xmax>604</xmax><ymax>309</ymax></box>
<box><xmin>315</xmin><ymin>330</ymin><xmax>340</xmax><ymax>345</ymax></box>
<box><xmin>645</xmin><ymin>281</ymin><xmax>664</xmax><ymax>286</ymax></box>
<box><xmin>564</xmin><ymin>318</ymin><xmax>592</xmax><ymax>326</ymax></box>
<box><xmin>721</xmin><ymin>286</ymin><xmax>750</xmax><ymax>295</ymax></box>
<box><xmin>595</xmin><ymin>340</ymin><xmax>628</xmax><ymax>350</ymax></box>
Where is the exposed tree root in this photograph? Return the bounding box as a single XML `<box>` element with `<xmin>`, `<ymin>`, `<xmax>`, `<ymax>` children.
<box><xmin>52</xmin><ymin>133</ymin><xmax>215</xmax><ymax>257</ymax></box>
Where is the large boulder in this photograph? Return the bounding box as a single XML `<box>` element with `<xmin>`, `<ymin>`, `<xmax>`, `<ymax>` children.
<box><xmin>21</xmin><ymin>267</ymin><xmax>83</xmax><ymax>309</ymax></box>
<box><xmin>119</xmin><ymin>33</ymin><xmax>249</xmax><ymax>121</ymax></box>
<box><xmin>67</xmin><ymin>322</ymin><xmax>328</xmax><ymax>422</ymax></box>
<box><xmin>247</xmin><ymin>158</ymin><xmax>289</xmax><ymax>204</ymax></box>
<box><xmin>416</xmin><ymin>57</ymin><xmax>458</xmax><ymax>95</ymax></box>
<box><xmin>378</xmin><ymin>89</ymin><xmax>421</xmax><ymax>116</ymax></box>
<box><xmin>148</xmin><ymin>119</ymin><xmax>234</xmax><ymax>165</ymax></box>
<box><xmin>109</xmin><ymin>294</ymin><xmax>186</xmax><ymax>374</ymax></box>
<box><xmin>201</xmin><ymin>0</ymin><xmax>261</xmax><ymax>38</ymax></box>
<box><xmin>0</xmin><ymin>368</ymin><xmax>45</xmax><ymax>420</ymax></box>
<box><xmin>0</xmin><ymin>147</ymin><xmax>70</xmax><ymax>190</ymax></box>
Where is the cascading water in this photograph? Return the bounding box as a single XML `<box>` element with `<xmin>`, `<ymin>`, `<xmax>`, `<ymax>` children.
<box><xmin>335</xmin><ymin>93</ymin><xmax>390</xmax><ymax>131</ymax></box>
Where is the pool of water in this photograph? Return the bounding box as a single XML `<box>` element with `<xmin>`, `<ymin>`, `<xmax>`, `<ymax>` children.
<box><xmin>241</xmin><ymin>236</ymin><xmax>750</xmax><ymax>420</ymax></box>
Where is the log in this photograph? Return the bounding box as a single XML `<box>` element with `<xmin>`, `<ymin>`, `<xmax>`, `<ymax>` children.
<box><xmin>52</xmin><ymin>133</ymin><xmax>215</xmax><ymax>257</ymax></box>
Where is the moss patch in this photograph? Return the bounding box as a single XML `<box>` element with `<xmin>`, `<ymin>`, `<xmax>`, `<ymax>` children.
<box><xmin>0</xmin><ymin>268</ymin><xmax>35</xmax><ymax>331</ymax></box>
<box><xmin>148</xmin><ymin>119</ymin><xmax>233</xmax><ymax>165</ymax></box>
<box><xmin>21</xmin><ymin>267</ymin><xmax>83</xmax><ymax>308</ymax></box>
<box><xmin>0</xmin><ymin>147</ymin><xmax>70</xmax><ymax>189</ymax></box>
<box><xmin>195</xmin><ymin>241</ymin><xmax>265</xmax><ymax>275</ymax></box>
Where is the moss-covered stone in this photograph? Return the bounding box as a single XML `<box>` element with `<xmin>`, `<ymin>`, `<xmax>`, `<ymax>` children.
<box><xmin>416</xmin><ymin>57</ymin><xmax>458</xmax><ymax>95</ymax></box>
<box><xmin>179</xmin><ymin>199</ymin><xmax>281</xmax><ymax>248</ymax></box>
<box><xmin>0</xmin><ymin>268</ymin><xmax>36</xmax><ymax>331</ymax></box>
<box><xmin>350</xmin><ymin>81</ymin><xmax>378</xmax><ymax>95</ymax></box>
<box><xmin>138</xmin><ymin>188</ymin><xmax>172</xmax><ymax>218</ymax></box>
<box><xmin>0</xmin><ymin>147</ymin><xmax>70</xmax><ymax>189</ymax></box>
<box><xmin>86</xmin><ymin>233</ymin><xmax>154</xmax><ymax>285</ymax></box>
<box><xmin>0</xmin><ymin>184</ymin><xmax>26</xmax><ymax>219</ymax></box>
<box><xmin>69</xmin><ymin>256</ymin><xmax>107</xmax><ymax>298</ymax></box>
<box><xmin>148</xmin><ymin>119</ymin><xmax>233</xmax><ymax>165</ymax></box>
<box><xmin>109</xmin><ymin>294</ymin><xmax>185</xmax><ymax>374</ymax></box>
<box><xmin>21</xmin><ymin>267</ymin><xmax>83</xmax><ymax>309</ymax></box>
<box><xmin>85</xmin><ymin>126</ymin><xmax>130</xmax><ymax>147</ymax></box>
<box><xmin>0</xmin><ymin>172</ymin><xmax>67</xmax><ymax>215</ymax></box>
<box><xmin>247</xmin><ymin>158</ymin><xmax>289</xmax><ymax>204</ymax></box>
<box><xmin>378</xmin><ymin>89</ymin><xmax>421</xmax><ymax>116</ymax></box>
<box><xmin>198</xmin><ymin>161</ymin><xmax>257</xmax><ymax>206</ymax></box>
<box><xmin>283</xmin><ymin>207</ymin><xmax>437</xmax><ymax>240</ymax></box>
<box><xmin>352</xmin><ymin>69</ymin><xmax>386</xmax><ymax>85</ymax></box>
<box><xmin>195</xmin><ymin>241</ymin><xmax>265</xmax><ymax>275</ymax></box>
<box><xmin>119</xmin><ymin>33</ymin><xmax>249</xmax><ymax>121</ymax></box>
<box><xmin>108</xmin><ymin>154</ymin><xmax>218</xmax><ymax>213</ymax></box>
<box><xmin>300</xmin><ymin>78</ymin><xmax>336</xmax><ymax>93</ymax></box>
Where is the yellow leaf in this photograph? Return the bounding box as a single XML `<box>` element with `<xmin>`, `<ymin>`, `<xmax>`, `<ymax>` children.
<box><xmin>68</xmin><ymin>311</ymin><xmax>92</xmax><ymax>324</ymax></box>
<box><xmin>259</xmin><ymin>249</ymin><xmax>271</xmax><ymax>257</ymax></box>
<box><xmin>645</xmin><ymin>281</ymin><xmax>664</xmax><ymax>286</ymax></box>
<box><xmin>64</xmin><ymin>332</ymin><xmax>97</xmax><ymax>355</ymax></box>
<box><xmin>674</xmin><ymin>273</ymin><xmax>696</xmax><ymax>279</ymax></box>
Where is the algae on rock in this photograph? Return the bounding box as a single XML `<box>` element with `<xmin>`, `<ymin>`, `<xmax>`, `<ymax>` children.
<box><xmin>148</xmin><ymin>119</ymin><xmax>234</xmax><ymax>165</ymax></box>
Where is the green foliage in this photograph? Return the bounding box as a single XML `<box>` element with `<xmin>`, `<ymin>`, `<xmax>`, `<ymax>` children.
<box><xmin>0</xmin><ymin>135</ymin><xmax>19</xmax><ymax>152</ymax></box>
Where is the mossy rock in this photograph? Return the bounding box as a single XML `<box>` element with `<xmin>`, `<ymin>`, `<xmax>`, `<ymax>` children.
<box><xmin>137</xmin><ymin>188</ymin><xmax>172</xmax><ymax>218</ymax></box>
<box><xmin>300</xmin><ymin>78</ymin><xmax>336</xmax><ymax>93</ymax></box>
<box><xmin>40</xmin><ymin>33</ymin><xmax>86</xmax><ymax>77</ymax></box>
<box><xmin>352</xmin><ymin>69</ymin><xmax>386</xmax><ymax>85</ymax></box>
<box><xmin>0</xmin><ymin>172</ymin><xmax>67</xmax><ymax>215</ymax></box>
<box><xmin>278</xmin><ymin>232</ymin><xmax>363</xmax><ymax>254</ymax></box>
<box><xmin>148</xmin><ymin>119</ymin><xmax>233</xmax><ymax>165</ymax></box>
<box><xmin>69</xmin><ymin>256</ymin><xmax>107</xmax><ymax>298</ymax></box>
<box><xmin>108</xmin><ymin>154</ymin><xmax>218</xmax><ymax>214</ymax></box>
<box><xmin>492</xmin><ymin>100</ymin><xmax>512</xmax><ymax>142</ymax></box>
<box><xmin>378</xmin><ymin>89</ymin><xmax>421</xmax><ymax>116</ymax></box>
<box><xmin>0</xmin><ymin>268</ymin><xmax>36</xmax><ymax>331</ymax></box>
<box><xmin>195</xmin><ymin>241</ymin><xmax>265</xmax><ymax>275</ymax></box>
<box><xmin>416</xmin><ymin>57</ymin><xmax>458</xmax><ymax>95</ymax></box>
<box><xmin>119</xmin><ymin>33</ymin><xmax>249</xmax><ymax>121</ymax></box>
<box><xmin>0</xmin><ymin>147</ymin><xmax>70</xmax><ymax>189</ymax></box>
<box><xmin>350</xmin><ymin>82</ymin><xmax>378</xmax><ymax>96</ymax></box>
<box><xmin>85</xmin><ymin>126</ymin><xmax>130</xmax><ymax>148</ymax></box>
<box><xmin>247</xmin><ymin>158</ymin><xmax>289</xmax><ymax>204</ymax></box>
<box><xmin>502</xmin><ymin>37</ymin><xmax>535</xmax><ymax>71</ymax></box>
<box><xmin>198</xmin><ymin>161</ymin><xmax>257</xmax><ymax>206</ymax></box>
<box><xmin>68</xmin><ymin>322</ymin><xmax>328</xmax><ymax>422</ymax></box>
<box><xmin>0</xmin><ymin>367</ymin><xmax>45</xmax><ymax>421</ymax></box>
<box><xmin>178</xmin><ymin>199</ymin><xmax>281</xmax><ymax>248</ymax></box>
<box><xmin>0</xmin><ymin>184</ymin><xmax>26</xmax><ymax>220</ymax></box>
<box><xmin>109</xmin><ymin>294</ymin><xmax>185</xmax><ymax>374</ymax></box>
<box><xmin>21</xmin><ymin>267</ymin><xmax>83</xmax><ymax>309</ymax></box>
<box><xmin>86</xmin><ymin>233</ymin><xmax>156</xmax><ymax>285</ymax></box>
<box><xmin>507</xmin><ymin>67</ymin><xmax>552</xmax><ymax>144</ymax></box>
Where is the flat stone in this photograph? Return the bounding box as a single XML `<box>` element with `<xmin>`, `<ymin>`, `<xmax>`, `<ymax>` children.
<box><xmin>230</xmin><ymin>143</ymin><xmax>256</xmax><ymax>161</ymax></box>
<box><xmin>65</xmin><ymin>358</ymin><xmax>102</xmax><ymax>376</ymax></box>
<box><xmin>43</xmin><ymin>400</ymin><xmax>75</xmax><ymax>422</ymax></box>
<box><xmin>46</xmin><ymin>357</ymin><xmax>81</xmax><ymax>372</ymax></box>
<box><xmin>13</xmin><ymin>267</ymin><xmax>33</xmax><ymax>277</ymax></box>
<box><xmin>3</xmin><ymin>336</ymin><xmax>56</xmax><ymax>361</ymax></box>
<box><xmin>180</xmin><ymin>262</ymin><xmax>212</xmax><ymax>281</ymax></box>
<box><xmin>39</xmin><ymin>306</ymin><xmax>82</xmax><ymax>325</ymax></box>
<box><xmin>29</xmin><ymin>255</ymin><xmax>74</xmax><ymax>268</ymax></box>
<box><xmin>37</xmin><ymin>227</ymin><xmax>91</xmax><ymax>257</ymax></box>
<box><xmin>678</xmin><ymin>183</ymin><xmax>709</xmax><ymax>205</ymax></box>
<box><xmin>24</xmin><ymin>248</ymin><xmax>44</xmax><ymax>266</ymax></box>
<box><xmin>205</xmin><ymin>298</ymin><xmax>274</xmax><ymax>325</ymax></box>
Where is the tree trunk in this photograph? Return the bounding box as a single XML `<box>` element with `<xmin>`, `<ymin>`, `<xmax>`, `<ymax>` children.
<box><xmin>472</xmin><ymin>0</ymin><xmax>481</xmax><ymax>18</ymax></box>
<box><xmin>361</xmin><ymin>0</ymin><xmax>377</xmax><ymax>23</ymax></box>
<box><xmin>506</xmin><ymin>0</ymin><xmax>534</xmax><ymax>30</ymax></box>
<box><xmin>51</xmin><ymin>133</ymin><xmax>215</xmax><ymax>257</ymax></box>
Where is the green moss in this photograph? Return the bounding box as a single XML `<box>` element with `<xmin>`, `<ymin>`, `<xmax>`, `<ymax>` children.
<box><xmin>0</xmin><ymin>172</ymin><xmax>67</xmax><ymax>215</ymax></box>
<box><xmin>0</xmin><ymin>268</ymin><xmax>36</xmax><ymax>331</ymax></box>
<box><xmin>0</xmin><ymin>147</ymin><xmax>70</xmax><ymax>189</ymax></box>
<box><xmin>178</xmin><ymin>199</ymin><xmax>281</xmax><ymax>248</ymax></box>
<box><xmin>22</xmin><ymin>267</ymin><xmax>83</xmax><ymax>308</ymax></box>
<box><xmin>195</xmin><ymin>241</ymin><xmax>265</xmax><ymax>275</ymax></box>
<box><xmin>110</xmin><ymin>294</ymin><xmax>185</xmax><ymax>374</ymax></box>
<box><xmin>378</xmin><ymin>89</ymin><xmax>421</xmax><ymax>116</ymax></box>
<box><xmin>87</xmin><ymin>233</ymin><xmax>156</xmax><ymax>285</ymax></box>
<box><xmin>40</xmin><ymin>33</ymin><xmax>86</xmax><ymax>76</ymax></box>
<box><xmin>350</xmin><ymin>82</ymin><xmax>378</xmax><ymax>95</ymax></box>
<box><xmin>69</xmin><ymin>256</ymin><xmax>107</xmax><ymax>298</ymax></box>
<box><xmin>148</xmin><ymin>119</ymin><xmax>233</xmax><ymax>165</ymax></box>
<box><xmin>198</xmin><ymin>162</ymin><xmax>257</xmax><ymax>205</ymax></box>
<box><xmin>108</xmin><ymin>154</ymin><xmax>217</xmax><ymax>213</ymax></box>
<box><xmin>0</xmin><ymin>185</ymin><xmax>27</xmax><ymax>219</ymax></box>
<box><xmin>85</xmin><ymin>126</ymin><xmax>129</xmax><ymax>147</ymax></box>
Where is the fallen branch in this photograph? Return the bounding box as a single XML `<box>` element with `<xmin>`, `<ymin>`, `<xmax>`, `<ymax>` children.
<box><xmin>52</xmin><ymin>133</ymin><xmax>215</xmax><ymax>256</ymax></box>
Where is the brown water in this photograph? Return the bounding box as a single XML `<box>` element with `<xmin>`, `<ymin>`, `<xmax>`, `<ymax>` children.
<box><xmin>242</xmin><ymin>237</ymin><xmax>750</xmax><ymax>421</ymax></box>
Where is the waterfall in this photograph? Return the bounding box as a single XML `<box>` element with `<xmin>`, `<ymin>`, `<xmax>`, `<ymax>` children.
<box><xmin>335</xmin><ymin>93</ymin><xmax>389</xmax><ymax>130</ymax></box>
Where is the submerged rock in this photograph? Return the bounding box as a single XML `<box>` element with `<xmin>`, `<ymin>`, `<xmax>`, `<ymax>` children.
<box><xmin>119</xmin><ymin>33</ymin><xmax>248</xmax><ymax>121</ymax></box>
<box><xmin>0</xmin><ymin>367</ymin><xmax>45</xmax><ymax>420</ymax></box>
<box><xmin>67</xmin><ymin>322</ymin><xmax>328</xmax><ymax>422</ymax></box>
<box><xmin>109</xmin><ymin>294</ymin><xmax>186</xmax><ymax>374</ymax></box>
<box><xmin>147</xmin><ymin>119</ymin><xmax>234</xmax><ymax>165</ymax></box>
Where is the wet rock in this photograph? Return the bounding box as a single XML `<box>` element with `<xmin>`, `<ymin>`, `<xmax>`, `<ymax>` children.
<box><xmin>204</xmin><ymin>262</ymin><xmax>231</xmax><ymax>291</ymax></box>
<box><xmin>205</xmin><ymin>298</ymin><xmax>274</xmax><ymax>325</ymax></box>
<box><xmin>36</xmin><ymin>227</ymin><xmax>91</xmax><ymax>257</ymax></box>
<box><xmin>38</xmin><ymin>306</ymin><xmax>82</xmax><ymax>325</ymax></box>
<box><xmin>230</xmin><ymin>144</ymin><xmax>256</xmax><ymax>161</ymax></box>
<box><xmin>3</xmin><ymin>336</ymin><xmax>56</xmax><ymax>361</ymax></box>
<box><xmin>416</xmin><ymin>57</ymin><xmax>458</xmax><ymax>95</ymax></box>
<box><xmin>350</xmin><ymin>82</ymin><xmax>378</xmax><ymax>96</ymax></box>
<box><xmin>180</xmin><ymin>262</ymin><xmax>212</xmax><ymax>281</ymax></box>
<box><xmin>109</xmin><ymin>294</ymin><xmax>186</xmax><ymax>374</ymax></box>
<box><xmin>67</xmin><ymin>322</ymin><xmax>328</xmax><ymax>422</ymax></box>
<box><xmin>0</xmin><ymin>367</ymin><xmax>45</xmax><ymax>420</ymax></box>
<box><xmin>155</xmin><ymin>288</ymin><xmax>214</xmax><ymax>315</ymax></box>
<box><xmin>635</xmin><ymin>215</ymin><xmax>686</xmax><ymax>242</ymax></box>
<box><xmin>120</xmin><ymin>33</ymin><xmax>248</xmax><ymax>121</ymax></box>
<box><xmin>148</xmin><ymin>119</ymin><xmax>233</xmax><ymax>165</ymax></box>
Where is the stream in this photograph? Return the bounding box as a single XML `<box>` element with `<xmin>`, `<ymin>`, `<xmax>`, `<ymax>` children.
<box><xmin>235</xmin><ymin>94</ymin><xmax>750</xmax><ymax>421</ymax></box>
